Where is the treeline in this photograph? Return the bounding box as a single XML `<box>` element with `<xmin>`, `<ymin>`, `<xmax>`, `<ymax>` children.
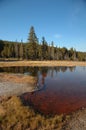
<box><xmin>0</xmin><ymin>26</ymin><xmax>86</xmax><ymax>61</ymax></box>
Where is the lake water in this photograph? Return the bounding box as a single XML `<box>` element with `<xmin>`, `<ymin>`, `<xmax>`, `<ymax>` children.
<box><xmin>0</xmin><ymin>66</ymin><xmax>86</xmax><ymax>115</ymax></box>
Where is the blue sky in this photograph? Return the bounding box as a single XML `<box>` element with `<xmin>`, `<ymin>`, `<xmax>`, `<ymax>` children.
<box><xmin>0</xmin><ymin>0</ymin><xmax>86</xmax><ymax>51</ymax></box>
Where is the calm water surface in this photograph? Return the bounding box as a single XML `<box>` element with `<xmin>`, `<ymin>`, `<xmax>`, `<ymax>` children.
<box><xmin>0</xmin><ymin>66</ymin><xmax>86</xmax><ymax>115</ymax></box>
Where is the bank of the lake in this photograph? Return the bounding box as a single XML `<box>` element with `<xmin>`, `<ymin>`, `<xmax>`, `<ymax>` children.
<box><xmin>0</xmin><ymin>73</ymin><xmax>37</xmax><ymax>96</ymax></box>
<box><xmin>0</xmin><ymin>61</ymin><xmax>86</xmax><ymax>67</ymax></box>
<box><xmin>0</xmin><ymin>73</ymin><xmax>66</xmax><ymax>130</ymax></box>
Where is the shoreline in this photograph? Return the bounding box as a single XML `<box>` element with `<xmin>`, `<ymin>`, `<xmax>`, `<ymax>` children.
<box><xmin>0</xmin><ymin>73</ymin><xmax>37</xmax><ymax>96</ymax></box>
<box><xmin>0</xmin><ymin>60</ymin><xmax>86</xmax><ymax>67</ymax></box>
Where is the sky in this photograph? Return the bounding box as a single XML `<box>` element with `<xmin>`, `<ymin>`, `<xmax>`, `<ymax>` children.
<box><xmin>0</xmin><ymin>0</ymin><xmax>86</xmax><ymax>52</ymax></box>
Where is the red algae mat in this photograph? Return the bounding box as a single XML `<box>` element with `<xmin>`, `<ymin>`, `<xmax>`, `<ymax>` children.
<box><xmin>21</xmin><ymin>66</ymin><xmax>86</xmax><ymax>115</ymax></box>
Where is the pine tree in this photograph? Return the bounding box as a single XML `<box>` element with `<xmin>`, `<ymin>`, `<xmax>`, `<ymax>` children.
<box><xmin>54</xmin><ymin>46</ymin><xmax>58</xmax><ymax>60</ymax></box>
<box><xmin>19</xmin><ymin>43</ymin><xmax>23</xmax><ymax>60</ymax></box>
<box><xmin>15</xmin><ymin>42</ymin><xmax>19</xmax><ymax>59</ymax></box>
<box><xmin>48</xmin><ymin>44</ymin><xmax>51</xmax><ymax>60</ymax></box>
<box><xmin>27</xmin><ymin>26</ymin><xmax>38</xmax><ymax>60</ymax></box>
<box><xmin>51</xmin><ymin>41</ymin><xmax>54</xmax><ymax>60</ymax></box>
<box><xmin>41</xmin><ymin>37</ymin><xmax>48</xmax><ymax>60</ymax></box>
<box><xmin>38</xmin><ymin>44</ymin><xmax>42</xmax><ymax>60</ymax></box>
<box><xmin>0</xmin><ymin>40</ymin><xmax>4</xmax><ymax>58</ymax></box>
<box><xmin>28</xmin><ymin>26</ymin><xmax>38</xmax><ymax>43</ymax></box>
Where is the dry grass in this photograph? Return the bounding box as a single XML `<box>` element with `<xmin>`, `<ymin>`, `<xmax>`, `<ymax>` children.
<box><xmin>0</xmin><ymin>96</ymin><xmax>68</xmax><ymax>130</ymax></box>
<box><xmin>0</xmin><ymin>73</ymin><xmax>36</xmax><ymax>84</ymax></box>
<box><xmin>0</xmin><ymin>61</ymin><xmax>86</xmax><ymax>67</ymax></box>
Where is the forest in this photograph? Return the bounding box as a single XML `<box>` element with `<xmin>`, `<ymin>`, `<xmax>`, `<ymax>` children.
<box><xmin>0</xmin><ymin>26</ymin><xmax>86</xmax><ymax>61</ymax></box>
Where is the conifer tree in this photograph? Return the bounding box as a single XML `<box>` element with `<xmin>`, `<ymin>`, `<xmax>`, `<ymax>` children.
<box><xmin>19</xmin><ymin>43</ymin><xmax>23</xmax><ymax>60</ymax></box>
<box><xmin>51</xmin><ymin>41</ymin><xmax>54</xmax><ymax>60</ymax></box>
<box><xmin>28</xmin><ymin>26</ymin><xmax>38</xmax><ymax>43</ymax></box>
<box><xmin>27</xmin><ymin>26</ymin><xmax>38</xmax><ymax>60</ymax></box>
<box><xmin>41</xmin><ymin>37</ymin><xmax>48</xmax><ymax>60</ymax></box>
<box><xmin>15</xmin><ymin>43</ymin><xmax>19</xmax><ymax>59</ymax></box>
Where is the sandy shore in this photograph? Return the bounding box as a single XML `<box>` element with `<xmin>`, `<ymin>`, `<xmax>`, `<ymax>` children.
<box><xmin>0</xmin><ymin>60</ymin><xmax>86</xmax><ymax>67</ymax></box>
<box><xmin>0</xmin><ymin>73</ymin><xmax>37</xmax><ymax>96</ymax></box>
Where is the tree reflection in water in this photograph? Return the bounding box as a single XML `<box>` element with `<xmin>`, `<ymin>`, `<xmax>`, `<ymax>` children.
<box><xmin>2</xmin><ymin>65</ymin><xmax>85</xmax><ymax>115</ymax></box>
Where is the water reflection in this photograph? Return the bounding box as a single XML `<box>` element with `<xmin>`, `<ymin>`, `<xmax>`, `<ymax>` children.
<box><xmin>19</xmin><ymin>66</ymin><xmax>86</xmax><ymax>115</ymax></box>
<box><xmin>0</xmin><ymin>66</ymin><xmax>76</xmax><ymax>75</ymax></box>
<box><xmin>0</xmin><ymin>66</ymin><xmax>39</xmax><ymax>76</ymax></box>
<box><xmin>1</xmin><ymin>66</ymin><xmax>86</xmax><ymax>115</ymax></box>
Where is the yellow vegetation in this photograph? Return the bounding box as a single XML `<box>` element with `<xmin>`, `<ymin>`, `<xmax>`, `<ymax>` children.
<box><xmin>0</xmin><ymin>61</ymin><xmax>86</xmax><ymax>67</ymax></box>
<box><xmin>0</xmin><ymin>96</ymin><xmax>68</xmax><ymax>130</ymax></box>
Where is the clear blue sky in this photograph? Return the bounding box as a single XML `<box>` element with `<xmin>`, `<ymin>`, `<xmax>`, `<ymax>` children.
<box><xmin>0</xmin><ymin>0</ymin><xmax>86</xmax><ymax>52</ymax></box>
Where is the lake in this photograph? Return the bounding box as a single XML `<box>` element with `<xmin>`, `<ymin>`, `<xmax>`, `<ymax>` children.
<box><xmin>0</xmin><ymin>66</ymin><xmax>86</xmax><ymax>115</ymax></box>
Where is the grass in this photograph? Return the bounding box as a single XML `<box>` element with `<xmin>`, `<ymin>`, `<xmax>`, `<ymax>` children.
<box><xmin>0</xmin><ymin>60</ymin><xmax>86</xmax><ymax>67</ymax></box>
<box><xmin>0</xmin><ymin>96</ymin><xmax>69</xmax><ymax>130</ymax></box>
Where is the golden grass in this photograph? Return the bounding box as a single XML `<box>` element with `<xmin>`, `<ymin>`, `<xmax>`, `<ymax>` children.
<box><xmin>0</xmin><ymin>96</ymin><xmax>68</xmax><ymax>130</ymax></box>
<box><xmin>0</xmin><ymin>60</ymin><xmax>86</xmax><ymax>67</ymax></box>
<box><xmin>0</xmin><ymin>73</ymin><xmax>36</xmax><ymax>84</ymax></box>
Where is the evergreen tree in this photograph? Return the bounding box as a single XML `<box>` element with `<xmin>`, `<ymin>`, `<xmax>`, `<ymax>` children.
<box><xmin>7</xmin><ymin>43</ymin><xmax>12</xmax><ymax>58</ymax></box>
<box><xmin>28</xmin><ymin>26</ymin><xmax>38</xmax><ymax>43</ymax></box>
<box><xmin>48</xmin><ymin>44</ymin><xmax>51</xmax><ymax>60</ymax></box>
<box><xmin>38</xmin><ymin>44</ymin><xmax>42</xmax><ymax>60</ymax></box>
<box><xmin>1</xmin><ymin>44</ymin><xmax>8</xmax><ymax>58</ymax></box>
<box><xmin>24</xmin><ymin>43</ymin><xmax>28</xmax><ymax>59</ymax></box>
<box><xmin>15</xmin><ymin>42</ymin><xmax>19</xmax><ymax>59</ymax></box>
<box><xmin>54</xmin><ymin>46</ymin><xmax>58</xmax><ymax>60</ymax></box>
<box><xmin>0</xmin><ymin>40</ymin><xmax>4</xmax><ymax>57</ymax></box>
<box><xmin>61</xmin><ymin>47</ymin><xmax>68</xmax><ymax>60</ymax></box>
<box><xmin>73</xmin><ymin>48</ymin><xmax>77</xmax><ymax>61</ymax></box>
<box><xmin>19</xmin><ymin>43</ymin><xmax>23</xmax><ymax>60</ymax></box>
<box><xmin>27</xmin><ymin>26</ymin><xmax>38</xmax><ymax>60</ymax></box>
<box><xmin>41</xmin><ymin>37</ymin><xmax>48</xmax><ymax>60</ymax></box>
<box><xmin>51</xmin><ymin>41</ymin><xmax>54</xmax><ymax>60</ymax></box>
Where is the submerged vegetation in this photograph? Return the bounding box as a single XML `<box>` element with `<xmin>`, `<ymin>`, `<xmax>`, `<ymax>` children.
<box><xmin>0</xmin><ymin>96</ymin><xmax>69</xmax><ymax>130</ymax></box>
<box><xmin>0</xmin><ymin>26</ymin><xmax>86</xmax><ymax>61</ymax></box>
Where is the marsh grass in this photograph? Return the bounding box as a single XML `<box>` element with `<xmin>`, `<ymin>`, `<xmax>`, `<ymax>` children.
<box><xmin>0</xmin><ymin>96</ymin><xmax>69</xmax><ymax>130</ymax></box>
